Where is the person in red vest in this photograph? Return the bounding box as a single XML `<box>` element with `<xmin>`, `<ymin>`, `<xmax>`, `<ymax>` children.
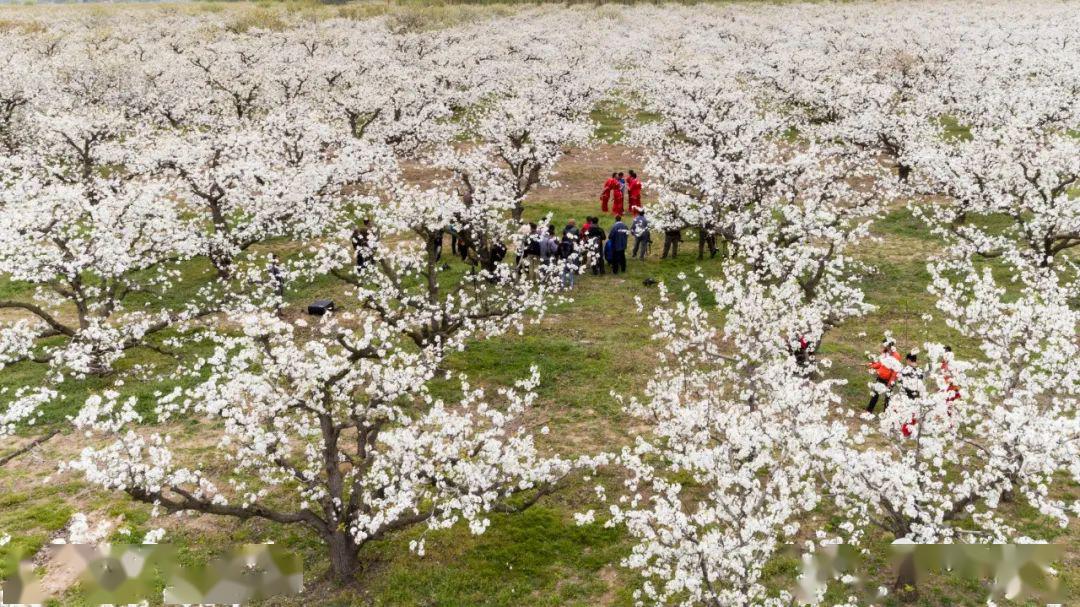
<box><xmin>866</xmin><ymin>336</ymin><xmax>902</xmax><ymax>413</ymax></box>
<box><xmin>627</xmin><ymin>169</ymin><xmax>643</xmax><ymax>216</ymax></box>
<box><xmin>600</xmin><ymin>173</ymin><xmax>618</xmax><ymax>214</ymax></box>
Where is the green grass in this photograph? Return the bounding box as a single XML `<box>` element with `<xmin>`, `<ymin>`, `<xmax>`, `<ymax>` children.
<box><xmin>368</xmin><ymin>506</ymin><xmax>629</xmax><ymax>607</ymax></box>
<box><xmin>0</xmin><ymin>480</ymin><xmax>78</xmax><ymax>577</ymax></box>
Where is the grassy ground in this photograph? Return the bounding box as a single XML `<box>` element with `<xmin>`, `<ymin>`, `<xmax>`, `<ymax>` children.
<box><xmin>0</xmin><ymin>140</ymin><xmax>1077</xmax><ymax>605</ymax></box>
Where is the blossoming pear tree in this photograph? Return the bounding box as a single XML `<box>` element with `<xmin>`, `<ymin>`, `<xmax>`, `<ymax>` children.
<box><xmin>152</xmin><ymin>106</ymin><xmax>393</xmax><ymax>280</ymax></box>
<box><xmin>911</xmin><ymin>125</ymin><xmax>1080</xmax><ymax>272</ymax></box>
<box><xmin>586</xmin><ymin>273</ymin><xmax>851</xmax><ymax>607</ymax></box>
<box><xmin>829</xmin><ymin>257</ymin><xmax>1079</xmax><ymax>594</ymax></box>
<box><xmin>69</xmin><ymin>309</ymin><xmax>573</xmax><ymax>581</ymax></box>
<box><xmin>0</xmin><ymin>70</ymin><xmax>204</xmax><ymax>376</ymax></box>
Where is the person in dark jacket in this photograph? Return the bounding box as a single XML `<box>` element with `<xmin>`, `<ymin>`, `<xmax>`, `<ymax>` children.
<box><xmin>609</xmin><ymin>215</ymin><xmax>629</xmax><ymax>274</ymax></box>
<box><xmin>484</xmin><ymin>241</ymin><xmax>507</xmax><ymax>279</ymax></box>
<box><xmin>661</xmin><ymin>227</ymin><xmax>682</xmax><ymax>259</ymax></box>
<box><xmin>562</xmin><ymin>219</ymin><xmax>580</xmax><ymax>240</ymax></box>
<box><xmin>698</xmin><ymin>223</ymin><xmax>718</xmax><ymax>260</ymax></box>
<box><xmin>559</xmin><ymin>228</ymin><xmax>579</xmax><ymax>289</ymax></box>
<box><xmin>429</xmin><ymin>228</ymin><xmax>445</xmax><ymax>262</ymax></box>
<box><xmin>586</xmin><ymin>216</ymin><xmax>606</xmax><ymax>275</ymax></box>
<box><xmin>490</xmin><ymin>241</ymin><xmax>507</xmax><ymax>265</ymax></box>
<box><xmin>449</xmin><ymin>224</ymin><xmax>470</xmax><ymax>261</ymax></box>
<box><xmin>350</xmin><ymin>219</ymin><xmax>371</xmax><ymax>270</ymax></box>
<box><xmin>515</xmin><ymin>222</ymin><xmax>541</xmax><ymax>278</ymax></box>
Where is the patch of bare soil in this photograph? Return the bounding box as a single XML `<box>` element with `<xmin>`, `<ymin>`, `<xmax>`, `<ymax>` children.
<box><xmin>531</xmin><ymin>145</ymin><xmax>648</xmax><ymax>204</ymax></box>
<box><xmin>595</xmin><ymin>564</ymin><xmax>622</xmax><ymax>606</ymax></box>
<box><xmin>398</xmin><ymin>143</ymin><xmax>649</xmax><ymax>212</ymax></box>
<box><xmin>32</xmin><ymin>515</ymin><xmax>123</xmax><ymax>598</ymax></box>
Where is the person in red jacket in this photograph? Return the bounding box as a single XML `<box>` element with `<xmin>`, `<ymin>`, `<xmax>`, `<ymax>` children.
<box><xmin>627</xmin><ymin>170</ymin><xmax>643</xmax><ymax>216</ymax></box>
<box><xmin>866</xmin><ymin>337</ymin><xmax>902</xmax><ymax>413</ymax></box>
<box><xmin>612</xmin><ymin>172</ymin><xmax>626</xmax><ymax>216</ymax></box>
<box><xmin>600</xmin><ymin>173</ymin><xmax>618</xmax><ymax>214</ymax></box>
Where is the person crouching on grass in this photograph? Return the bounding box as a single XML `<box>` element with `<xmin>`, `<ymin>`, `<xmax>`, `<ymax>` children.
<box><xmin>866</xmin><ymin>336</ymin><xmax>902</xmax><ymax>413</ymax></box>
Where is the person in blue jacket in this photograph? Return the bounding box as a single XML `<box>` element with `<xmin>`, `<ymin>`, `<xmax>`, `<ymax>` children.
<box><xmin>608</xmin><ymin>215</ymin><xmax>630</xmax><ymax>274</ymax></box>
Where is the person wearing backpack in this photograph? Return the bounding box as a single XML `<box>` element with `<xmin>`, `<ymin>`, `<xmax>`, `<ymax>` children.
<box><xmin>609</xmin><ymin>215</ymin><xmax>630</xmax><ymax>274</ymax></box>
<box><xmin>586</xmin><ymin>216</ymin><xmax>606</xmax><ymax>276</ymax></box>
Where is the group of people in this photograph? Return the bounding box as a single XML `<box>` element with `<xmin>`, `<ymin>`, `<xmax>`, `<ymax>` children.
<box><xmin>511</xmin><ymin>211</ymin><xmax>653</xmax><ymax>287</ymax></box>
<box><xmin>598</xmin><ymin>171</ymin><xmax>717</xmax><ymax>261</ymax></box>
<box><xmin>334</xmin><ymin>190</ymin><xmax>965</xmax><ymax>434</ymax></box>
<box><xmin>600</xmin><ymin>170</ymin><xmax>643</xmax><ymax>217</ymax></box>
<box><xmin>300</xmin><ymin>169</ymin><xmax>705</xmax><ymax>308</ymax></box>
<box><xmin>865</xmin><ymin>336</ymin><xmax>962</xmax><ymax>437</ymax></box>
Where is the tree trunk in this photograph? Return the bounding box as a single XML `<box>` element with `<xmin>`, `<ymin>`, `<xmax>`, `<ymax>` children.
<box><xmin>326</xmin><ymin>530</ymin><xmax>361</xmax><ymax>583</ymax></box>
<box><xmin>999</xmin><ymin>471</ymin><xmax>1020</xmax><ymax>503</ymax></box>
<box><xmin>0</xmin><ymin>430</ymin><xmax>58</xmax><ymax>467</ymax></box>
<box><xmin>897</xmin><ymin>163</ymin><xmax>912</xmax><ymax>182</ymax></box>
<box><xmin>210</xmin><ymin>251</ymin><xmax>233</xmax><ymax>280</ymax></box>
<box><xmin>893</xmin><ymin>550</ymin><xmax>918</xmax><ymax>602</ymax></box>
<box><xmin>77</xmin><ymin>342</ymin><xmax>116</xmax><ymax>377</ymax></box>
